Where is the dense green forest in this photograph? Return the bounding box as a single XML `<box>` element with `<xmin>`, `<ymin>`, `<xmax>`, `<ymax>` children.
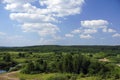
<box><xmin>0</xmin><ymin>45</ymin><xmax>120</xmax><ymax>80</ymax></box>
<box><xmin>0</xmin><ymin>45</ymin><xmax>120</xmax><ymax>53</ymax></box>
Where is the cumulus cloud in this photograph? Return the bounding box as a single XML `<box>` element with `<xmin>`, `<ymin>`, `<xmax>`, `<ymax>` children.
<box><xmin>83</xmin><ymin>29</ymin><xmax>97</xmax><ymax>34</ymax></box>
<box><xmin>108</xmin><ymin>28</ymin><xmax>116</xmax><ymax>33</ymax></box>
<box><xmin>66</xmin><ymin>19</ymin><xmax>118</xmax><ymax>39</ymax></box>
<box><xmin>81</xmin><ymin>20</ymin><xmax>108</xmax><ymax>29</ymax></box>
<box><xmin>102</xmin><ymin>28</ymin><xmax>107</xmax><ymax>32</ymax></box>
<box><xmin>22</xmin><ymin>23</ymin><xmax>59</xmax><ymax>37</ymax></box>
<box><xmin>112</xmin><ymin>33</ymin><xmax>120</xmax><ymax>37</ymax></box>
<box><xmin>3</xmin><ymin>0</ymin><xmax>85</xmax><ymax>43</ymax></box>
<box><xmin>65</xmin><ymin>34</ymin><xmax>74</xmax><ymax>38</ymax></box>
<box><xmin>71</xmin><ymin>29</ymin><xmax>81</xmax><ymax>34</ymax></box>
<box><xmin>40</xmin><ymin>0</ymin><xmax>84</xmax><ymax>17</ymax></box>
<box><xmin>3</xmin><ymin>0</ymin><xmax>35</xmax><ymax>3</ymax></box>
<box><xmin>80</xmin><ymin>34</ymin><xmax>92</xmax><ymax>39</ymax></box>
<box><xmin>103</xmin><ymin>28</ymin><xmax>116</xmax><ymax>33</ymax></box>
<box><xmin>10</xmin><ymin>13</ymin><xmax>57</xmax><ymax>23</ymax></box>
<box><xmin>66</xmin><ymin>20</ymin><xmax>108</xmax><ymax>39</ymax></box>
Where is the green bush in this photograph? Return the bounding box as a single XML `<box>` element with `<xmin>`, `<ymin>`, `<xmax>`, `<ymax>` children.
<box><xmin>9</xmin><ymin>64</ymin><xmax>22</xmax><ymax>72</ymax></box>
<box><xmin>47</xmin><ymin>74</ymin><xmax>69</xmax><ymax>80</ymax></box>
<box><xmin>47</xmin><ymin>74</ymin><xmax>77</xmax><ymax>80</ymax></box>
<box><xmin>70</xmin><ymin>75</ymin><xmax>77</xmax><ymax>80</ymax></box>
<box><xmin>20</xmin><ymin>78</ymin><xmax>26</xmax><ymax>80</ymax></box>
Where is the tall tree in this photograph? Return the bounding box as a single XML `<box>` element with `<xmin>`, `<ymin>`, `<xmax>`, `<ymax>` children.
<box><xmin>62</xmin><ymin>54</ymin><xmax>73</xmax><ymax>73</ymax></box>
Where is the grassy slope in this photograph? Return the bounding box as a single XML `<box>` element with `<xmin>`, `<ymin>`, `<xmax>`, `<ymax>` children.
<box><xmin>16</xmin><ymin>72</ymin><xmax>110</xmax><ymax>80</ymax></box>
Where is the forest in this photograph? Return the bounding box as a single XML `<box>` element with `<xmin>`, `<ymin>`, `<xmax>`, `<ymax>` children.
<box><xmin>0</xmin><ymin>45</ymin><xmax>120</xmax><ymax>80</ymax></box>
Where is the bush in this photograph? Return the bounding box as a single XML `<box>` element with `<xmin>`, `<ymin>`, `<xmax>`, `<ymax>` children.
<box><xmin>20</xmin><ymin>78</ymin><xmax>26</xmax><ymax>80</ymax></box>
<box><xmin>47</xmin><ymin>74</ymin><xmax>77</xmax><ymax>80</ymax></box>
<box><xmin>9</xmin><ymin>64</ymin><xmax>22</xmax><ymax>72</ymax></box>
<box><xmin>47</xmin><ymin>74</ymin><xmax>69</xmax><ymax>80</ymax></box>
<box><xmin>70</xmin><ymin>75</ymin><xmax>77</xmax><ymax>80</ymax></box>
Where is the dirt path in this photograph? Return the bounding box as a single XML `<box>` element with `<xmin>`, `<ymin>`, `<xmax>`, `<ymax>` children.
<box><xmin>0</xmin><ymin>71</ymin><xmax>19</xmax><ymax>80</ymax></box>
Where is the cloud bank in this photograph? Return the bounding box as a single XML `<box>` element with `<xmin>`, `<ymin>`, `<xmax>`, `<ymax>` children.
<box><xmin>3</xmin><ymin>0</ymin><xmax>84</xmax><ymax>38</ymax></box>
<box><xmin>65</xmin><ymin>19</ymin><xmax>118</xmax><ymax>39</ymax></box>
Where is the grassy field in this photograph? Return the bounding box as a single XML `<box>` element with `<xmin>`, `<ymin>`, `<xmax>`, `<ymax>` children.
<box><xmin>16</xmin><ymin>73</ymin><xmax>109</xmax><ymax>80</ymax></box>
<box><xmin>0</xmin><ymin>71</ymin><xmax>101</xmax><ymax>80</ymax></box>
<box><xmin>0</xmin><ymin>71</ymin><xmax>116</xmax><ymax>80</ymax></box>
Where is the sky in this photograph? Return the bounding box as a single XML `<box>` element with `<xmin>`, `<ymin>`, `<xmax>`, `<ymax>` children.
<box><xmin>0</xmin><ymin>0</ymin><xmax>120</xmax><ymax>46</ymax></box>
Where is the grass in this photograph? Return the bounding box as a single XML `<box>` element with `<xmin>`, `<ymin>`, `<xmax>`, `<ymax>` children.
<box><xmin>16</xmin><ymin>72</ymin><xmax>103</xmax><ymax>80</ymax></box>
<box><xmin>77</xmin><ymin>77</ymin><xmax>100</xmax><ymax>80</ymax></box>
<box><xmin>17</xmin><ymin>72</ymin><xmax>59</xmax><ymax>80</ymax></box>
<box><xmin>0</xmin><ymin>71</ymin><xmax>116</xmax><ymax>80</ymax></box>
<box><xmin>14</xmin><ymin>58</ymin><xmax>27</xmax><ymax>63</ymax></box>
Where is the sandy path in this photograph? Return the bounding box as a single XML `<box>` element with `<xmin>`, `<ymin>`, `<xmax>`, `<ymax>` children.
<box><xmin>0</xmin><ymin>71</ymin><xmax>19</xmax><ymax>80</ymax></box>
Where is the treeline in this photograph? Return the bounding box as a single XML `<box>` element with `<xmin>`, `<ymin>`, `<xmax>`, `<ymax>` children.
<box><xmin>0</xmin><ymin>45</ymin><xmax>120</xmax><ymax>53</ymax></box>
<box><xmin>21</xmin><ymin>53</ymin><xmax>120</xmax><ymax>79</ymax></box>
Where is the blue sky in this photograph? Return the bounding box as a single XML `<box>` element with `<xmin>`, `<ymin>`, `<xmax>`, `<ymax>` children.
<box><xmin>0</xmin><ymin>0</ymin><xmax>120</xmax><ymax>46</ymax></box>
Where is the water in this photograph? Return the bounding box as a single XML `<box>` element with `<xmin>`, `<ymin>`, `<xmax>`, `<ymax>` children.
<box><xmin>0</xmin><ymin>70</ymin><xmax>6</xmax><ymax>74</ymax></box>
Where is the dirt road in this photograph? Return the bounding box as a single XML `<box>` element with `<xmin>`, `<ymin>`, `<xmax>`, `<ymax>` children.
<box><xmin>0</xmin><ymin>71</ymin><xmax>19</xmax><ymax>80</ymax></box>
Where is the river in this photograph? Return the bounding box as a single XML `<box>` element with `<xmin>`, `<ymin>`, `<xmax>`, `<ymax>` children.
<box><xmin>0</xmin><ymin>70</ymin><xmax>6</xmax><ymax>74</ymax></box>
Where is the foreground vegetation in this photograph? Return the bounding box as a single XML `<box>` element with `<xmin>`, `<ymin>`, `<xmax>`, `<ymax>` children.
<box><xmin>17</xmin><ymin>72</ymin><xmax>106</xmax><ymax>80</ymax></box>
<box><xmin>0</xmin><ymin>71</ymin><xmax>112</xmax><ymax>80</ymax></box>
<box><xmin>0</xmin><ymin>45</ymin><xmax>120</xmax><ymax>80</ymax></box>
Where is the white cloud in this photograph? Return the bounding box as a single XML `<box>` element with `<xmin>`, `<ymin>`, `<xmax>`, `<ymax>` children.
<box><xmin>3</xmin><ymin>0</ymin><xmax>36</xmax><ymax>4</ymax></box>
<box><xmin>68</xmin><ymin>19</ymin><xmax>118</xmax><ymax>39</ymax></box>
<box><xmin>4</xmin><ymin>0</ymin><xmax>37</xmax><ymax>12</ymax></box>
<box><xmin>65</xmin><ymin>34</ymin><xmax>74</xmax><ymax>38</ymax></box>
<box><xmin>80</xmin><ymin>34</ymin><xmax>92</xmax><ymax>39</ymax></box>
<box><xmin>83</xmin><ymin>29</ymin><xmax>97</xmax><ymax>34</ymax></box>
<box><xmin>38</xmin><ymin>38</ymin><xmax>56</xmax><ymax>45</ymax></box>
<box><xmin>102</xmin><ymin>28</ymin><xmax>107</xmax><ymax>32</ymax></box>
<box><xmin>40</xmin><ymin>0</ymin><xmax>84</xmax><ymax>17</ymax></box>
<box><xmin>3</xmin><ymin>0</ymin><xmax>85</xmax><ymax>44</ymax></box>
<box><xmin>10</xmin><ymin>13</ymin><xmax>56</xmax><ymax>23</ymax></box>
<box><xmin>0</xmin><ymin>32</ymin><xmax>6</xmax><ymax>35</ymax></box>
<box><xmin>22</xmin><ymin>23</ymin><xmax>59</xmax><ymax>37</ymax></box>
<box><xmin>112</xmin><ymin>33</ymin><xmax>120</xmax><ymax>37</ymax></box>
<box><xmin>103</xmin><ymin>28</ymin><xmax>116</xmax><ymax>33</ymax></box>
<box><xmin>108</xmin><ymin>28</ymin><xmax>116</xmax><ymax>33</ymax></box>
<box><xmin>81</xmin><ymin>20</ymin><xmax>108</xmax><ymax>29</ymax></box>
<box><xmin>71</xmin><ymin>29</ymin><xmax>81</xmax><ymax>34</ymax></box>
<box><xmin>4</xmin><ymin>0</ymin><xmax>85</xmax><ymax>21</ymax></box>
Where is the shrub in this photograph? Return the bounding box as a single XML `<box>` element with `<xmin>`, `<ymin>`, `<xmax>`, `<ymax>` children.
<box><xmin>47</xmin><ymin>74</ymin><xmax>77</xmax><ymax>80</ymax></box>
<box><xmin>47</xmin><ymin>74</ymin><xmax>69</xmax><ymax>80</ymax></box>
<box><xmin>20</xmin><ymin>78</ymin><xmax>26</xmax><ymax>80</ymax></box>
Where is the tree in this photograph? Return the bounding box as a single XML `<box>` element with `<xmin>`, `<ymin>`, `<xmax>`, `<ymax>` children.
<box><xmin>21</xmin><ymin>62</ymin><xmax>35</xmax><ymax>74</ymax></box>
<box><xmin>81</xmin><ymin>57</ymin><xmax>90</xmax><ymax>74</ymax></box>
<box><xmin>62</xmin><ymin>54</ymin><xmax>73</xmax><ymax>73</ymax></box>
<box><xmin>72</xmin><ymin>54</ymin><xmax>82</xmax><ymax>74</ymax></box>
<box><xmin>18</xmin><ymin>52</ymin><xmax>25</xmax><ymax>57</ymax></box>
<box><xmin>3</xmin><ymin>53</ymin><xmax>11</xmax><ymax>62</ymax></box>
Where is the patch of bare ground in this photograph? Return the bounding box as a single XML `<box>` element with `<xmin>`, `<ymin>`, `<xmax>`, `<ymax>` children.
<box><xmin>0</xmin><ymin>71</ymin><xmax>19</xmax><ymax>80</ymax></box>
<box><xmin>99</xmin><ymin>58</ymin><xmax>110</xmax><ymax>62</ymax></box>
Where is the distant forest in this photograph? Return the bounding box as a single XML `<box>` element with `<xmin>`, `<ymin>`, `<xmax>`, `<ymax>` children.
<box><xmin>0</xmin><ymin>45</ymin><xmax>120</xmax><ymax>53</ymax></box>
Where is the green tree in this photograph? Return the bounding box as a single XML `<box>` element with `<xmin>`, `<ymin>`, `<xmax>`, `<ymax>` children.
<box><xmin>81</xmin><ymin>57</ymin><xmax>90</xmax><ymax>74</ymax></box>
<box><xmin>72</xmin><ymin>54</ymin><xmax>82</xmax><ymax>74</ymax></box>
<box><xmin>21</xmin><ymin>61</ymin><xmax>35</xmax><ymax>74</ymax></box>
<box><xmin>3</xmin><ymin>53</ymin><xmax>11</xmax><ymax>62</ymax></box>
<box><xmin>62</xmin><ymin>54</ymin><xmax>73</xmax><ymax>73</ymax></box>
